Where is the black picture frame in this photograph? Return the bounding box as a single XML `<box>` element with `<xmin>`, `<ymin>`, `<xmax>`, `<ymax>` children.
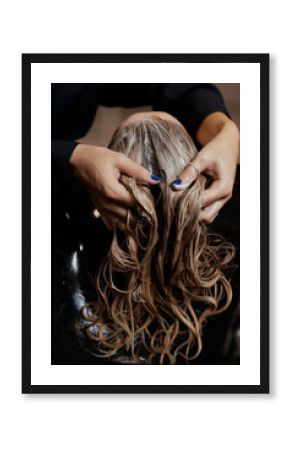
<box><xmin>22</xmin><ymin>53</ymin><xmax>269</xmax><ymax>394</ymax></box>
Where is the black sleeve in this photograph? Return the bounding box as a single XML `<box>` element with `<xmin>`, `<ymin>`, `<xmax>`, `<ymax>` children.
<box><xmin>51</xmin><ymin>140</ymin><xmax>78</xmax><ymax>200</ymax></box>
<box><xmin>149</xmin><ymin>84</ymin><xmax>231</xmax><ymax>149</ymax></box>
<box><xmin>52</xmin><ymin>139</ymin><xmax>78</xmax><ymax>174</ymax></box>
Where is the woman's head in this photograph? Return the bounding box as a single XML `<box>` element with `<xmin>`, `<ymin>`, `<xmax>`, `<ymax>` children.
<box><xmin>110</xmin><ymin>111</ymin><xmax>199</xmax><ymax>182</ymax></box>
<box><xmin>80</xmin><ymin>111</ymin><xmax>235</xmax><ymax>364</ymax></box>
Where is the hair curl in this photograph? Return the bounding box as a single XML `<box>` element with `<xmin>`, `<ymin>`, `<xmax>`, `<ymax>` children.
<box><xmin>80</xmin><ymin>113</ymin><xmax>235</xmax><ymax>364</ymax></box>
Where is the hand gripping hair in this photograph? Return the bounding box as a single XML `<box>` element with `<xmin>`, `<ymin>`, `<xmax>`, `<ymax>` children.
<box><xmin>80</xmin><ymin>112</ymin><xmax>235</xmax><ymax>364</ymax></box>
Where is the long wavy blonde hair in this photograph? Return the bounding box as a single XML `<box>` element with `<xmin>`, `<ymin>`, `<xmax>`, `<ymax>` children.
<box><xmin>80</xmin><ymin>112</ymin><xmax>235</xmax><ymax>364</ymax></box>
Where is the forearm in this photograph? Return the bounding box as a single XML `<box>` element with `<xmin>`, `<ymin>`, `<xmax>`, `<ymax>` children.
<box><xmin>196</xmin><ymin>112</ymin><xmax>239</xmax><ymax>147</ymax></box>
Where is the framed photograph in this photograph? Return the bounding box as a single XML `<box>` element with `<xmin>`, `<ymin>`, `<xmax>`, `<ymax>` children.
<box><xmin>22</xmin><ymin>53</ymin><xmax>269</xmax><ymax>394</ymax></box>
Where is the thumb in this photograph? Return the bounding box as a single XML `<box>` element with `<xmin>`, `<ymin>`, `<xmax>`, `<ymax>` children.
<box><xmin>117</xmin><ymin>155</ymin><xmax>161</xmax><ymax>184</ymax></box>
<box><xmin>171</xmin><ymin>153</ymin><xmax>206</xmax><ymax>191</ymax></box>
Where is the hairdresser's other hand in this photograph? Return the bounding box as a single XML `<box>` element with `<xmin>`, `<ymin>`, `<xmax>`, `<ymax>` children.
<box><xmin>171</xmin><ymin>112</ymin><xmax>240</xmax><ymax>224</ymax></box>
<box><xmin>69</xmin><ymin>144</ymin><xmax>161</xmax><ymax>229</ymax></box>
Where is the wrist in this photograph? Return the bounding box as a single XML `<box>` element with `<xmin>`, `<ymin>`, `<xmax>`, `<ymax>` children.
<box><xmin>69</xmin><ymin>143</ymin><xmax>104</xmax><ymax>167</ymax></box>
<box><xmin>69</xmin><ymin>143</ymin><xmax>88</xmax><ymax>167</ymax></box>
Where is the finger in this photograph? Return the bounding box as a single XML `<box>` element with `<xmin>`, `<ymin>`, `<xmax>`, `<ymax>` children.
<box><xmin>117</xmin><ymin>155</ymin><xmax>162</xmax><ymax>184</ymax></box>
<box><xmin>201</xmin><ymin>179</ymin><xmax>232</xmax><ymax>208</ymax></box>
<box><xmin>103</xmin><ymin>203</ymin><xmax>128</xmax><ymax>222</ymax></box>
<box><xmin>111</xmin><ymin>181</ymin><xmax>138</xmax><ymax>209</ymax></box>
<box><xmin>199</xmin><ymin>197</ymin><xmax>229</xmax><ymax>224</ymax></box>
<box><xmin>104</xmin><ymin>215</ymin><xmax>126</xmax><ymax>231</ymax></box>
<box><xmin>171</xmin><ymin>155</ymin><xmax>205</xmax><ymax>191</ymax></box>
<box><xmin>89</xmin><ymin>180</ymin><xmax>137</xmax><ymax>210</ymax></box>
<box><xmin>98</xmin><ymin>207</ymin><xmax>127</xmax><ymax>231</ymax></box>
<box><xmin>90</xmin><ymin>191</ymin><xmax>128</xmax><ymax>223</ymax></box>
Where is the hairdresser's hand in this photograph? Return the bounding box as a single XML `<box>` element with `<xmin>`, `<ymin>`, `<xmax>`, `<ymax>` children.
<box><xmin>69</xmin><ymin>144</ymin><xmax>161</xmax><ymax>229</ymax></box>
<box><xmin>171</xmin><ymin>112</ymin><xmax>240</xmax><ymax>224</ymax></box>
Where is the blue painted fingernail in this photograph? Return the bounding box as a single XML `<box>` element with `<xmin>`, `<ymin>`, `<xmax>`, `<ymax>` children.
<box><xmin>172</xmin><ymin>179</ymin><xmax>182</xmax><ymax>186</ymax></box>
<box><xmin>150</xmin><ymin>174</ymin><xmax>162</xmax><ymax>181</ymax></box>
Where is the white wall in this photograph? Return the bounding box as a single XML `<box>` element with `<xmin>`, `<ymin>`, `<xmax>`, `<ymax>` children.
<box><xmin>0</xmin><ymin>1</ymin><xmax>285</xmax><ymax>449</ymax></box>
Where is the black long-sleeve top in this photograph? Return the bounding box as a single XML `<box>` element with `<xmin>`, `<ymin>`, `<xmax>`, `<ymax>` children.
<box><xmin>51</xmin><ymin>83</ymin><xmax>230</xmax><ymax>174</ymax></box>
